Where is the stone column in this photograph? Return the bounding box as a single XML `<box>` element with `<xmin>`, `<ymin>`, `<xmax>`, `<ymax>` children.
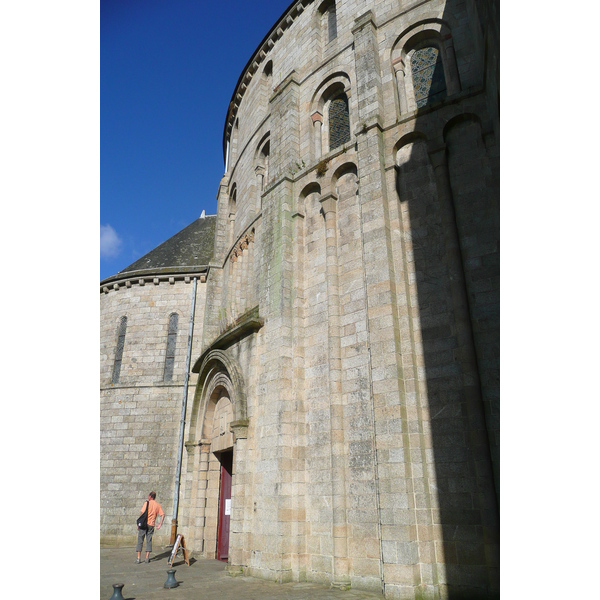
<box><xmin>228</xmin><ymin>213</ymin><xmax>236</xmax><ymax>247</ymax></box>
<box><xmin>240</xmin><ymin>239</ymin><xmax>248</xmax><ymax>314</ymax></box>
<box><xmin>249</xmin><ymin>71</ymin><xmax>299</xmax><ymax>581</ymax></box>
<box><xmin>269</xmin><ymin>71</ymin><xmax>300</xmax><ymax>179</ymax></box>
<box><xmin>255</xmin><ymin>166</ymin><xmax>265</xmax><ymax>212</ymax></box>
<box><xmin>442</xmin><ymin>36</ymin><xmax>461</xmax><ymax>95</ymax></box>
<box><xmin>229</xmin><ymin>253</ymin><xmax>237</xmax><ymax>328</ymax></box>
<box><xmin>182</xmin><ymin>441</ymin><xmax>200</xmax><ymax>547</ymax></box>
<box><xmin>312</xmin><ymin>111</ymin><xmax>323</xmax><ymax>159</ymax></box>
<box><xmin>353</xmin><ymin>11</ymin><xmax>415</xmax><ymax>597</ymax></box>
<box><xmin>246</xmin><ymin>231</ymin><xmax>255</xmax><ymax>309</ymax></box>
<box><xmin>291</xmin><ymin>207</ymin><xmax>306</xmax><ymax>577</ymax></box>
<box><xmin>202</xmin><ymin>175</ymin><xmax>230</xmax><ymax>347</ymax></box>
<box><xmin>428</xmin><ymin>145</ymin><xmax>498</xmax><ymax>512</ymax></box>
<box><xmin>392</xmin><ymin>58</ymin><xmax>408</xmax><ymax>115</ymax></box>
<box><xmin>320</xmin><ymin>193</ymin><xmax>350</xmax><ymax>589</ymax></box>
<box><xmin>213</xmin><ymin>175</ymin><xmax>231</xmax><ymax>260</ymax></box>
<box><xmin>197</xmin><ymin>440</ymin><xmax>212</xmax><ymax>556</ymax></box>
<box><xmin>235</xmin><ymin>245</ymin><xmax>244</xmax><ymax>317</ymax></box>
<box><xmin>227</xmin><ymin>420</ymin><xmax>249</xmax><ymax>575</ymax></box>
<box><xmin>428</xmin><ymin>149</ymin><xmax>480</xmax><ymax>390</ymax></box>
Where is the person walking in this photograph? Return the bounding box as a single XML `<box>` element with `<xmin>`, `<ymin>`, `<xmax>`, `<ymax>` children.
<box><xmin>136</xmin><ymin>491</ymin><xmax>165</xmax><ymax>563</ymax></box>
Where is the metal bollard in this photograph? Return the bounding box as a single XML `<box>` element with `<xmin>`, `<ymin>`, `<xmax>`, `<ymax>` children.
<box><xmin>164</xmin><ymin>569</ymin><xmax>179</xmax><ymax>589</ymax></box>
<box><xmin>109</xmin><ymin>583</ymin><xmax>125</xmax><ymax>600</ymax></box>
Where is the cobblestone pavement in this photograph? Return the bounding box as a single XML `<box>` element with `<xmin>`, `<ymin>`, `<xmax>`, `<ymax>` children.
<box><xmin>101</xmin><ymin>547</ymin><xmax>383</xmax><ymax>600</ymax></box>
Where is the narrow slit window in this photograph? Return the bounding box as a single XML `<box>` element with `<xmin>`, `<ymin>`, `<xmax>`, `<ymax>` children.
<box><xmin>328</xmin><ymin>5</ymin><xmax>337</xmax><ymax>42</ymax></box>
<box><xmin>229</xmin><ymin>186</ymin><xmax>237</xmax><ymax>242</ymax></box>
<box><xmin>329</xmin><ymin>93</ymin><xmax>350</xmax><ymax>150</ymax></box>
<box><xmin>411</xmin><ymin>46</ymin><xmax>447</xmax><ymax>108</ymax></box>
<box><xmin>112</xmin><ymin>316</ymin><xmax>127</xmax><ymax>384</ymax></box>
<box><xmin>164</xmin><ymin>313</ymin><xmax>178</xmax><ymax>382</ymax></box>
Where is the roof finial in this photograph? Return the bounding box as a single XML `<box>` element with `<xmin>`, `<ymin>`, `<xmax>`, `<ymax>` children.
<box><xmin>200</xmin><ymin>210</ymin><xmax>205</xmax><ymax>219</ymax></box>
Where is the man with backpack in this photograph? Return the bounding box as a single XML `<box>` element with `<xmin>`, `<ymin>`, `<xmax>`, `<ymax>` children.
<box><xmin>136</xmin><ymin>491</ymin><xmax>165</xmax><ymax>564</ymax></box>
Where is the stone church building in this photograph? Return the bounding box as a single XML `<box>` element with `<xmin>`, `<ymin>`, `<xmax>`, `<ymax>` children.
<box><xmin>100</xmin><ymin>0</ymin><xmax>499</xmax><ymax>598</ymax></box>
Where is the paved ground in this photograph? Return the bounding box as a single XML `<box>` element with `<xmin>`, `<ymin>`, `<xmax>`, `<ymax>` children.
<box><xmin>101</xmin><ymin>547</ymin><xmax>383</xmax><ymax>600</ymax></box>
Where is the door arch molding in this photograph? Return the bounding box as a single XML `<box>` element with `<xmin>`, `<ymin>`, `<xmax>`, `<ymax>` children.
<box><xmin>184</xmin><ymin>348</ymin><xmax>247</xmax><ymax>559</ymax></box>
<box><xmin>189</xmin><ymin>348</ymin><xmax>247</xmax><ymax>444</ymax></box>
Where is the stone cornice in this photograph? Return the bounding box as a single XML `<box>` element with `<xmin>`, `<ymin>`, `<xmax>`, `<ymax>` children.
<box><xmin>100</xmin><ymin>268</ymin><xmax>208</xmax><ymax>295</ymax></box>
<box><xmin>351</xmin><ymin>10</ymin><xmax>377</xmax><ymax>35</ymax></box>
<box><xmin>192</xmin><ymin>306</ymin><xmax>263</xmax><ymax>374</ymax></box>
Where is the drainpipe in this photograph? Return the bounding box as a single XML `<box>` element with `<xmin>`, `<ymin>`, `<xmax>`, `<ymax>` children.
<box><xmin>170</xmin><ymin>276</ymin><xmax>197</xmax><ymax>544</ymax></box>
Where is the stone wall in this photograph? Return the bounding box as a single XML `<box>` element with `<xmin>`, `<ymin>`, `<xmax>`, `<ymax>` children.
<box><xmin>199</xmin><ymin>1</ymin><xmax>499</xmax><ymax>597</ymax></box>
<box><xmin>100</xmin><ymin>276</ymin><xmax>207</xmax><ymax>546</ymax></box>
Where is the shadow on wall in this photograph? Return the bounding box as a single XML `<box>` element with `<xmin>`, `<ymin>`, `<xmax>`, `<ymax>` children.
<box><xmin>392</xmin><ymin>1</ymin><xmax>500</xmax><ymax>597</ymax></box>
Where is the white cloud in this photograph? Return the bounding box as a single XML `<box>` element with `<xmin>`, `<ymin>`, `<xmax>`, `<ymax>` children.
<box><xmin>100</xmin><ymin>224</ymin><xmax>123</xmax><ymax>258</ymax></box>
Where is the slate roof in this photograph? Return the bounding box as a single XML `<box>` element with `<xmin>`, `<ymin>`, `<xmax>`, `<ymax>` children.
<box><xmin>114</xmin><ymin>215</ymin><xmax>216</xmax><ymax>279</ymax></box>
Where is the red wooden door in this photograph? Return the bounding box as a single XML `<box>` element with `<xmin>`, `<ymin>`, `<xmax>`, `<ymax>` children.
<box><xmin>217</xmin><ymin>451</ymin><xmax>232</xmax><ymax>561</ymax></box>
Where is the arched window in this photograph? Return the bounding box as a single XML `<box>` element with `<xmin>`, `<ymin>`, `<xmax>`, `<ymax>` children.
<box><xmin>391</xmin><ymin>24</ymin><xmax>461</xmax><ymax>116</ymax></box>
<box><xmin>318</xmin><ymin>0</ymin><xmax>337</xmax><ymax>47</ymax></box>
<box><xmin>327</xmin><ymin>4</ymin><xmax>337</xmax><ymax>42</ymax></box>
<box><xmin>311</xmin><ymin>75</ymin><xmax>352</xmax><ymax>157</ymax></box>
<box><xmin>261</xmin><ymin>62</ymin><xmax>273</xmax><ymax>113</ymax></box>
<box><xmin>259</xmin><ymin>140</ymin><xmax>269</xmax><ymax>187</ymax></box>
<box><xmin>112</xmin><ymin>316</ymin><xmax>127</xmax><ymax>384</ymax></box>
<box><xmin>263</xmin><ymin>61</ymin><xmax>272</xmax><ymax>87</ymax></box>
<box><xmin>329</xmin><ymin>93</ymin><xmax>350</xmax><ymax>150</ymax></box>
<box><xmin>410</xmin><ymin>45</ymin><xmax>447</xmax><ymax>108</ymax></box>
<box><xmin>255</xmin><ymin>136</ymin><xmax>270</xmax><ymax>211</ymax></box>
<box><xmin>228</xmin><ymin>185</ymin><xmax>237</xmax><ymax>244</ymax></box>
<box><xmin>229</xmin><ymin>118</ymin><xmax>239</xmax><ymax>168</ymax></box>
<box><xmin>163</xmin><ymin>313</ymin><xmax>178</xmax><ymax>382</ymax></box>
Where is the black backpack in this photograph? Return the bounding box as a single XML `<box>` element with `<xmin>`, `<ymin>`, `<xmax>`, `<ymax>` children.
<box><xmin>136</xmin><ymin>501</ymin><xmax>149</xmax><ymax>530</ymax></box>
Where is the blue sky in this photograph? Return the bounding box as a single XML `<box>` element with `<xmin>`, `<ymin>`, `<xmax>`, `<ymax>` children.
<box><xmin>101</xmin><ymin>0</ymin><xmax>293</xmax><ymax>281</ymax></box>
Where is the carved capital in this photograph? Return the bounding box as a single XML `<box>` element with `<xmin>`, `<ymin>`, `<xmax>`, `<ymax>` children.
<box><xmin>392</xmin><ymin>57</ymin><xmax>405</xmax><ymax>74</ymax></box>
<box><xmin>184</xmin><ymin>441</ymin><xmax>199</xmax><ymax>454</ymax></box>
<box><xmin>427</xmin><ymin>145</ymin><xmax>448</xmax><ymax>169</ymax></box>
<box><xmin>311</xmin><ymin>111</ymin><xmax>323</xmax><ymax>125</ymax></box>
<box><xmin>230</xmin><ymin>419</ymin><xmax>249</xmax><ymax>440</ymax></box>
<box><xmin>319</xmin><ymin>193</ymin><xmax>338</xmax><ymax>215</ymax></box>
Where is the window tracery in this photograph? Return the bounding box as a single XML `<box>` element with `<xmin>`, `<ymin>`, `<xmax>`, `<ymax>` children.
<box><xmin>411</xmin><ymin>46</ymin><xmax>447</xmax><ymax>108</ymax></box>
<box><xmin>391</xmin><ymin>22</ymin><xmax>461</xmax><ymax>117</ymax></box>
<box><xmin>329</xmin><ymin>94</ymin><xmax>350</xmax><ymax>150</ymax></box>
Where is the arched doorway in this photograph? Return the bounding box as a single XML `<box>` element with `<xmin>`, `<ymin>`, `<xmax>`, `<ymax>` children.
<box><xmin>184</xmin><ymin>349</ymin><xmax>248</xmax><ymax>564</ymax></box>
<box><xmin>206</xmin><ymin>386</ymin><xmax>235</xmax><ymax>561</ymax></box>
